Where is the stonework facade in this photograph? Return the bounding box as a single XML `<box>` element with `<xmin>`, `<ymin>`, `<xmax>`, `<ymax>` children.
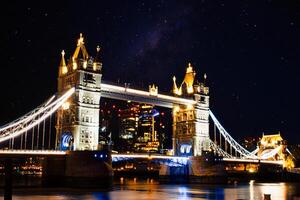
<box><xmin>56</xmin><ymin>34</ymin><xmax>102</xmax><ymax>150</ymax></box>
<box><xmin>172</xmin><ymin>63</ymin><xmax>210</xmax><ymax>156</ymax></box>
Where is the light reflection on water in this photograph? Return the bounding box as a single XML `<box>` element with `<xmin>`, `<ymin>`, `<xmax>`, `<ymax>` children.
<box><xmin>4</xmin><ymin>178</ymin><xmax>300</xmax><ymax>200</ymax></box>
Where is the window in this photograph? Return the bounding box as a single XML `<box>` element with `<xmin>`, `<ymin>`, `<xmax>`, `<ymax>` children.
<box><xmin>83</xmin><ymin>73</ymin><xmax>96</xmax><ymax>84</ymax></box>
<box><xmin>183</xmin><ymin>113</ymin><xmax>187</xmax><ymax>121</ymax></box>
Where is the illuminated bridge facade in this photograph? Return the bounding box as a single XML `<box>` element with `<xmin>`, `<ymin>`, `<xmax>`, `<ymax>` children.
<box><xmin>0</xmin><ymin>34</ymin><xmax>296</xmax><ymax>172</ymax></box>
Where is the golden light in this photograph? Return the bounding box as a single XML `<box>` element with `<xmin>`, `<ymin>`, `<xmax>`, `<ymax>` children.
<box><xmin>187</xmin><ymin>86</ymin><xmax>194</xmax><ymax>94</ymax></box>
<box><xmin>62</xmin><ymin>102</ymin><xmax>70</xmax><ymax>110</ymax></box>
<box><xmin>187</xmin><ymin>104</ymin><xmax>193</xmax><ymax>110</ymax></box>
<box><xmin>73</xmin><ymin>62</ymin><xmax>77</xmax><ymax>70</ymax></box>
<box><xmin>186</xmin><ymin>62</ymin><xmax>193</xmax><ymax>73</ymax></box>
<box><xmin>173</xmin><ymin>106</ymin><xmax>180</xmax><ymax>113</ymax></box>
<box><xmin>77</xmin><ymin>33</ymin><xmax>84</xmax><ymax>46</ymax></box>
<box><xmin>248</xmin><ymin>167</ymin><xmax>256</xmax><ymax>173</ymax></box>
<box><xmin>83</xmin><ymin>61</ymin><xmax>87</xmax><ymax>69</ymax></box>
<box><xmin>62</xmin><ymin>66</ymin><xmax>68</xmax><ymax>74</ymax></box>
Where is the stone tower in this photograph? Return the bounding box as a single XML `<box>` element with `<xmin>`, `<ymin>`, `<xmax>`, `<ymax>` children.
<box><xmin>172</xmin><ymin>63</ymin><xmax>210</xmax><ymax>156</ymax></box>
<box><xmin>56</xmin><ymin>34</ymin><xmax>102</xmax><ymax>151</ymax></box>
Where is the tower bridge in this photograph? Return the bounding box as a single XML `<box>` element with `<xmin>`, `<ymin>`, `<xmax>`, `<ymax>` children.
<box><xmin>0</xmin><ymin>34</ymin><xmax>296</xmax><ymax>180</ymax></box>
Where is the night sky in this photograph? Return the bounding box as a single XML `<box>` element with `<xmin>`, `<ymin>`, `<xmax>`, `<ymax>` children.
<box><xmin>0</xmin><ymin>0</ymin><xmax>300</xmax><ymax>144</ymax></box>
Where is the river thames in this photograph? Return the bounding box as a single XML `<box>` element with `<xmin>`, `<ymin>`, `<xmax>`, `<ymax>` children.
<box><xmin>3</xmin><ymin>178</ymin><xmax>300</xmax><ymax>200</ymax></box>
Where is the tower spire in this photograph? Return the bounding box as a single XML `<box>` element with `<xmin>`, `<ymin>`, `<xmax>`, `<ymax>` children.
<box><xmin>182</xmin><ymin>62</ymin><xmax>196</xmax><ymax>94</ymax></box>
<box><xmin>94</xmin><ymin>45</ymin><xmax>101</xmax><ymax>63</ymax></box>
<box><xmin>203</xmin><ymin>73</ymin><xmax>207</xmax><ymax>86</ymax></box>
<box><xmin>72</xmin><ymin>33</ymin><xmax>89</xmax><ymax>61</ymax></box>
<box><xmin>93</xmin><ymin>45</ymin><xmax>102</xmax><ymax>71</ymax></box>
<box><xmin>59</xmin><ymin>50</ymin><xmax>68</xmax><ymax>76</ymax></box>
<box><xmin>173</xmin><ymin>76</ymin><xmax>181</xmax><ymax>95</ymax></box>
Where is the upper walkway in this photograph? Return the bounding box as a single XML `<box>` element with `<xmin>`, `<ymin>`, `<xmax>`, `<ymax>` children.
<box><xmin>101</xmin><ymin>83</ymin><xmax>196</xmax><ymax>108</ymax></box>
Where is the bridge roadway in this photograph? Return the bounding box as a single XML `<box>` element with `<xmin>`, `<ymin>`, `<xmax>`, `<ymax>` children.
<box><xmin>0</xmin><ymin>150</ymin><xmax>66</xmax><ymax>158</ymax></box>
<box><xmin>0</xmin><ymin>150</ymin><xmax>283</xmax><ymax>166</ymax></box>
<box><xmin>100</xmin><ymin>83</ymin><xmax>196</xmax><ymax>108</ymax></box>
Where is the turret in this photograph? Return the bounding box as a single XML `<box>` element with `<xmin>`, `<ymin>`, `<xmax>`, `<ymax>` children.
<box><xmin>58</xmin><ymin>50</ymin><xmax>68</xmax><ymax>77</ymax></box>
<box><xmin>93</xmin><ymin>45</ymin><xmax>102</xmax><ymax>71</ymax></box>
<box><xmin>173</xmin><ymin>76</ymin><xmax>181</xmax><ymax>95</ymax></box>
<box><xmin>172</xmin><ymin>62</ymin><xmax>208</xmax><ymax>97</ymax></box>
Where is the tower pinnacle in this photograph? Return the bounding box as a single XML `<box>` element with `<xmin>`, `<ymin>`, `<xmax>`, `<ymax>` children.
<box><xmin>77</xmin><ymin>33</ymin><xmax>84</xmax><ymax>46</ymax></box>
<box><xmin>73</xmin><ymin>33</ymin><xmax>89</xmax><ymax>61</ymax></box>
<box><xmin>59</xmin><ymin>50</ymin><xmax>68</xmax><ymax>76</ymax></box>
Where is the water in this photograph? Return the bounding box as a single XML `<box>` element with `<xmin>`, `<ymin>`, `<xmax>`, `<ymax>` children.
<box><xmin>2</xmin><ymin>178</ymin><xmax>300</xmax><ymax>200</ymax></box>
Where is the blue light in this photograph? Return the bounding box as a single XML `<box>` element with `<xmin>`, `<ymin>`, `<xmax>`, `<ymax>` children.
<box><xmin>60</xmin><ymin>133</ymin><xmax>73</xmax><ymax>150</ymax></box>
<box><xmin>139</xmin><ymin>108</ymin><xmax>160</xmax><ymax>118</ymax></box>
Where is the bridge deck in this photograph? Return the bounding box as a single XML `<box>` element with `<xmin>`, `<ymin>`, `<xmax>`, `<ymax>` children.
<box><xmin>101</xmin><ymin>83</ymin><xmax>196</xmax><ymax>108</ymax></box>
<box><xmin>0</xmin><ymin>150</ymin><xmax>284</xmax><ymax>166</ymax></box>
<box><xmin>0</xmin><ymin>150</ymin><xmax>66</xmax><ymax>158</ymax></box>
<box><xmin>223</xmin><ymin>158</ymin><xmax>283</xmax><ymax>165</ymax></box>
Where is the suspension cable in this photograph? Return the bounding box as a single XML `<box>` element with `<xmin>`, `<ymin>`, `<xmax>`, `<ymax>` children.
<box><xmin>0</xmin><ymin>88</ymin><xmax>75</xmax><ymax>143</ymax></box>
<box><xmin>42</xmin><ymin>119</ymin><xmax>45</xmax><ymax>149</ymax></box>
<box><xmin>209</xmin><ymin>110</ymin><xmax>257</xmax><ymax>158</ymax></box>
<box><xmin>48</xmin><ymin>114</ymin><xmax>52</xmax><ymax>149</ymax></box>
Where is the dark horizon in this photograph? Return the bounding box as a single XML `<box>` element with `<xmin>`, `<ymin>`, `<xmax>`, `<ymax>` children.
<box><xmin>0</xmin><ymin>1</ymin><xmax>300</xmax><ymax>144</ymax></box>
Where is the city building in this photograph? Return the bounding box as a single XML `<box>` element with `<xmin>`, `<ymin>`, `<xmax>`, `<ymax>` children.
<box><xmin>135</xmin><ymin>104</ymin><xmax>160</xmax><ymax>152</ymax></box>
<box><xmin>106</xmin><ymin>101</ymin><xmax>169</xmax><ymax>153</ymax></box>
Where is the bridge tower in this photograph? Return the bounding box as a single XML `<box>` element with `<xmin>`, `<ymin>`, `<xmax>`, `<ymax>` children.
<box><xmin>172</xmin><ymin>63</ymin><xmax>210</xmax><ymax>156</ymax></box>
<box><xmin>56</xmin><ymin>34</ymin><xmax>102</xmax><ymax>150</ymax></box>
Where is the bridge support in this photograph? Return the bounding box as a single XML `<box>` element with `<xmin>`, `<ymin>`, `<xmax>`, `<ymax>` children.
<box><xmin>159</xmin><ymin>164</ymin><xmax>189</xmax><ymax>176</ymax></box>
<box><xmin>188</xmin><ymin>155</ymin><xmax>227</xmax><ymax>183</ymax></box>
<box><xmin>171</xmin><ymin>63</ymin><xmax>210</xmax><ymax>156</ymax></box>
<box><xmin>172</xmin><ymin>90</ymin><xmax>210</xmax><ymax>156</ymax></box>
<box><xmin>42</xmin><ymin>150</ymin><xmax>113</xmax><ymax>187</ymax></box>
<box><xmin>56</xmin><ymin>34</ymin><xmax>102</xmax><ymax>151</ymax></box>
